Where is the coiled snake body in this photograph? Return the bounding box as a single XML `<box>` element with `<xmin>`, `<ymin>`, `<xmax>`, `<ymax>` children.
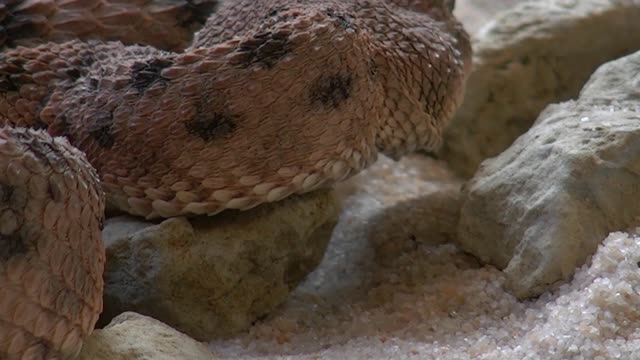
<box><xmin>0</xmin><ymin>0</ymin><xmax>471</xmax><ymax>358</ymax></box>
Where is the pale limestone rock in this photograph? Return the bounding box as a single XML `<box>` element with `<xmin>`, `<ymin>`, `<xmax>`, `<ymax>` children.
<box><xmin>77</xmin><ymin>312</ymin><xmax>213</xmax><ymax>360</ymax></box>
<box><xmin>441</xmin><ymin>0</ymin><xmax>640</xmax><ymax>177</ymax></box>
<box><xmin>454</xmin><ymin>0</ymin><xmax>526</xmax><ymax>34</ymax></box>
<box><xmin>100</xmin><ymin>190</ymin><xmax>339</xmax><ymax>340</ymax></box>
<box><xmin>458</xmin><ymin>50</ymin><xmax>640</xmax><ymax>299</ymax></box>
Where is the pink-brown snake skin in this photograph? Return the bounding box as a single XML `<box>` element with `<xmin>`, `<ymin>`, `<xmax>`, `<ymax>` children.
<box><xmin>0</xmin><ymin>0</ymin><xmax>471</xmax><ymax>358</ymax></box>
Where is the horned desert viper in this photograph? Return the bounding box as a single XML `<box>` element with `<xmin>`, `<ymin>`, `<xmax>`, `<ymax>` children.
<box><xmin>0</xmin><ymin>0</ymin><xmax>471</xmax><ymax>358</ymax></box>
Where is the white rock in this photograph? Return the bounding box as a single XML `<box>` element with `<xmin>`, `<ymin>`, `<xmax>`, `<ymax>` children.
<box><xmin>77</xmin><ymin>312</ymin><xmax>213</xmax><ymax>360</ymax></box>
<box><xmin>458</xmin><ymin>49</ymin><xmax>640</xmax><ymax>298</ymax></box>
<box><xmin>441</xmin><ymin>0</ymin><xmax>640</xmax><ymax>177</ymax></box>
<box><xmin>454</xmin><ymin>0</ymin><xmax>526</xmax><ymax>34</ymax></box>
<box><xmin>100</xmin><ymin>190</ymin><xmax>339</xmax><ymax>340</ymax></box>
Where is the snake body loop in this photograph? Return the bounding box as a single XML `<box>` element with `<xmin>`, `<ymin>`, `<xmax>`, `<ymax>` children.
<box><xmin>0</xmin><ymin>0</ymin><xmax>471</xmax><ymax>358</ymax></box>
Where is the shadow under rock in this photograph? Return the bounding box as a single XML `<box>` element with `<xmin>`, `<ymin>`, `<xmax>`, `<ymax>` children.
<box><xmin>368</xmin><ymin>188</ymin><xmax>463</xmax><ymax>266</ymax></box>
<box><xmin>232</xmin><ymin>188</ymin><xmax>512</xmax><ymax>356</ymax></box>
<box><xmin>293</xmin><ymin>187</ymin><xmax>466</xmax><ymax>303</ymax></box>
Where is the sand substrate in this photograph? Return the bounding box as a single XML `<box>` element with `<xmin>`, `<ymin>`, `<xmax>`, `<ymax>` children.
<box><xmin>209</xmin><ymin>156</ymin><xmax>640</xmax><ymax>360</ymax></box>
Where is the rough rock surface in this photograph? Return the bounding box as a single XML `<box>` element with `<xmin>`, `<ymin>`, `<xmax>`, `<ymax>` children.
<box><xmin>206</xmin><ymin>155</ymin><xmax>640</xmax><ymax>359</ymax></box>
<box><xmin>453</xmin><ymin>0</ymin><xmax>526</xmax><ymax>34</ymax></box>
<box><xmin>77</xmin><ymin>312</ymin><xmax>213</xmax><ymax>360</ymax></box>
<box><xmin>441</xmin><ymin>0</ymin><xmax>640</xmax><ymax>177</ymax></box>
<box><xmin>458</xmin><ymin>49</ymin><xmax>640</xmax><ymax>299</ymax></box>
<box><xmin>100</xmin><ymin>190</ymin><xmax>339</xmax><ymax>340</ymax></box>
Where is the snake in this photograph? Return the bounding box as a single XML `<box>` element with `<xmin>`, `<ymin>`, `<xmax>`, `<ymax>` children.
<box><xmin>0</xmin><ymin>0</ymin><xmax>471</xmax><ymax>358</ymax></box>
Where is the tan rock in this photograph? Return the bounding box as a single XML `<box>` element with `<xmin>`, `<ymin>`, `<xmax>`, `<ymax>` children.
<box><xmin>77</xmin><ymin>312</ymin><xmax>213</xmax><ymax>360</ymax></box>
<box><xmin>99</xmin><ymin>190</ymin><xmax>339</xmax><ymax>340</ymax></box>
<box><xmin>441</xmin><ymin>0</ymin><xmax>640</xmax><ymax>177</ymax></box>
<box><xmin>454</xmin><ymin>0</ymin><xmax>526</xmax><ymax>34</ymax></box>
<box><xmin>457</xmin><ymin>49</ymin><xmax>640</xmax><ymax>299</ymax></box>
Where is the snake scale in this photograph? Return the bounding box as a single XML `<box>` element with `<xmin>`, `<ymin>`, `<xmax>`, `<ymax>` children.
<box><xmin>0</xmin><ymin>0</ymin><xmax>471</xmax><ymax>358</ymax></box>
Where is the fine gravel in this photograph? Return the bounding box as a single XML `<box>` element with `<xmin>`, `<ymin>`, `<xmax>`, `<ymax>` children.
<box><xmin>208</xmin><ymin>155</ymin><xmax>640</xmax><ymax>360</ymax></box>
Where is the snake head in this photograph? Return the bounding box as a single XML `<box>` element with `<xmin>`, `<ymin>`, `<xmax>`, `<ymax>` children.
<box><xmin>372</xmin><ymin>0</ymin><xmax>472</xmax><ymax>160</ymax></box>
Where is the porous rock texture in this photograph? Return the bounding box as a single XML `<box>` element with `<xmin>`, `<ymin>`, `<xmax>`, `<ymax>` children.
<box><xmin>458</xmin><ymin>49</ymin><xmax>640</xmax><ymax>299</ymax></box>
<box><xmin>100</xmin><ymin>190</ymin><xmax>339</xmax><ymax>340</ymax></box>
<box><xmin>440</xmin><ymin>0</ymin><xmax>640</xmax><ymax>177</ymax></box>
<box><xmin>77</xmin><ymin>312</ymin><xmax>213</xmax><ymax>360</ymax></box>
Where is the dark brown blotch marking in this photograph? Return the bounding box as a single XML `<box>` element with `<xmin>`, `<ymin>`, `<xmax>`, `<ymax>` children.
<box><xmin>367</xmin><ymin>59</ymin><xmax>379</xmax><ymax>81</ymax></box>
<box><xmin>266</xmin><ymin>6</ymin><xmax>290</xmax><ymax>18</ymax></box>
<box><xmin>0</xmin><ymin>73</ymin><xmax>19</xmax><ymax>92</ymax></box>
<box><xmin>0</xmin><ymin>183</ymin><xmax>14</xmax><ymax>204</ymax></box>
<box><xmin>326</xmin><ymin>8</ymin><xmax>357</xmax><ymax>31</ymax></box>
<box><xmin>89</xmin><ymin>125</ymin><xmax>115</xmax><ymax>148</ymax></box>
<box><xmin>130</xmin><ymin>58</ymin><xmax>173</xmax><ymax>93</ymax></box>
<box><xmin>49</xmin><ymin>115</ymin><xmax>74</xmax><ymax>143</ymax></box>
<box><xmin>81</xmin><ymin>52</ymin><xmax>95</xmax><ymax>67</ymax></box>
<box><xmin>185</xmin><ymin>112</ymin><xmax>236</xmax><ymax>141</ymax></box>
<box><xmin>310</xmin><ymin>73</ymin><xmax>353</xmax><ymax>108</ymax></box>
<box><xmin>183</xmin><ymin>0</ymin><xmax>219</xmax><ymax>27</ymax></box>
<box><xmin>88</xmin><ymin>77</ymin><xmax>99</xmax><ymax>90</ymax></box>
<box><xmin>0</xmin><ymin>182</ymin><xmax>25</xmax><ymax>261</ymax></box>
<box><xmin>0</xmin><ymin>27</ymin><xmax>6</xmax><ymax>48</ymax></box>
<box><xmin>67</xmin><ymin>49</ymin><xmax>93</xmax><ymax>79</ymax></box>
<box><xmin>88</xmin><ymin>110</ymin><xmax>115</xmax><ymax>148</ymax></box>
<box><xmin>65</xmin><ymin>68</ymin><xmax>81</xmax><ymax>80</ymax></box>
<box><xmin>32</xmin><ymin>119</ymin><xmax>47</xmax><ymax>130</ymax></box>
<box><xmin>2</xmin><ymin>16</ymin><xmax>47</xmax><ymax>45</ymax></box>
<box><xmin>0</xmin><ymin>57</ymin><xmax>26</xmax><ymax>92</ymax></box>
<box><xmin>234</xmin><ymin>30</ymin><xmax>291</xmax><ymax>69</ymax></box>
<box><xmin>0</xmin><ymin>78</ymin><xmax>16</xmax><ymax>91</ymax></box>
<box><xmin>0</xmin><ymin>233</ymin><xmax>27</xmax><ymax>261</ymax></box>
